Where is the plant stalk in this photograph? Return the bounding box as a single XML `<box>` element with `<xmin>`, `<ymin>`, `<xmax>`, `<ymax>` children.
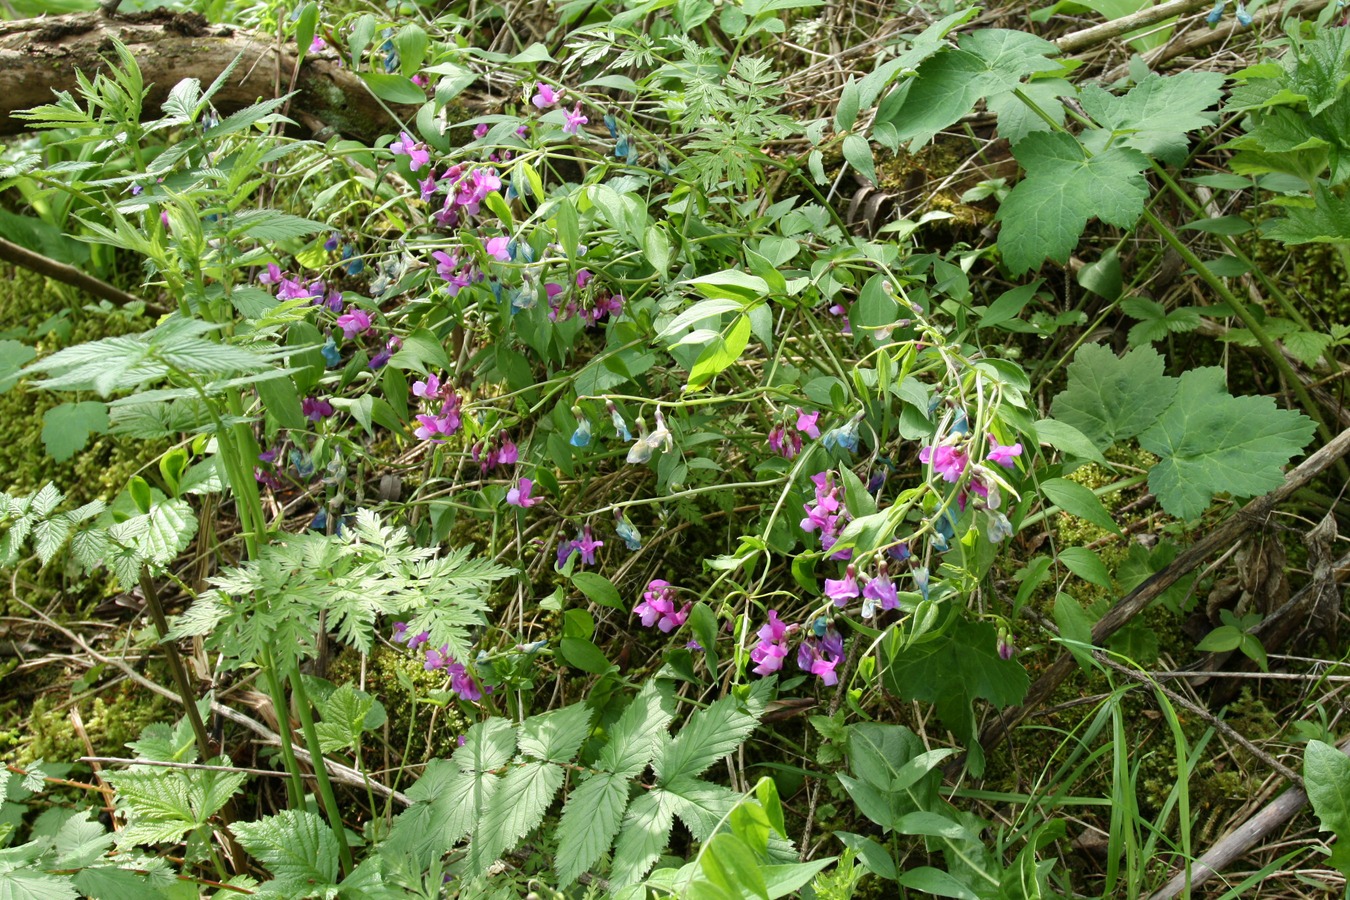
<box><xmin>287</xmin><ymin>662</ymin><xmax>355</xmax><ymax>876</ymax></box>
<box><xmin>137</xmin><ymin>568</ymin><xmax>214</xmax><ymax>762</ymax></box>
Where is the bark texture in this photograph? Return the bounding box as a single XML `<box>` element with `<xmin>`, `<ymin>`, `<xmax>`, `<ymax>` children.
<box><xmin>0</xmin><ymin>9</ymin><xmax>419</xmax><ymax>142</ymax></box>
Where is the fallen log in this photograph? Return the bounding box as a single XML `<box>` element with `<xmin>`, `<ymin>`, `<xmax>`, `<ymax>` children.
<box><xmin>0</xmin><ymin>8</ymin><xmax>419</xmax><ymax>142</ymax></box>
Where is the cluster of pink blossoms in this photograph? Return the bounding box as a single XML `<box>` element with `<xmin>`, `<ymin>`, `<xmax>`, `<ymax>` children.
<box><xmin>471</xmin><ymin>432</ymin><xmax>518</xmax><ymax>473</ymax></box>
<box><xmin>632</xmin><ymin>580</ymin><xmax>690</xmax><ymax>633</ymax></box>
<box><xmin>411</xmin><ymin>372</ymin><xmax>462</xmax><ymax>443</ymax></box>
<box><xmin>392</xmin><ymin>623</ymin><xmax>483</xmax><ymax>701</ymax></box>
<box><xmin>800</xmin><ymin>472</ymin><xmax>853</xmax><ymax>560</ymax></box>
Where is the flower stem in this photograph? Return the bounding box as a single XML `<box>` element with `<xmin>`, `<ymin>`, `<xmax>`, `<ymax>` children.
<box><xmin>287</xmin><ymin>662</ymin><xmax>355</xmax><ymax>876</ymax></box>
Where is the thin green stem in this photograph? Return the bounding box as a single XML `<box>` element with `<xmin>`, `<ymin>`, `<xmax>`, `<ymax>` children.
<box><xmin>287</xmin><ymin>662</ymin><xmax>355</xmax><ymax>876</ymax></box>
<box><xmin>260</xmin><ymin>650</ymin><xmax>306</xmax><ymax>809</ymax></box>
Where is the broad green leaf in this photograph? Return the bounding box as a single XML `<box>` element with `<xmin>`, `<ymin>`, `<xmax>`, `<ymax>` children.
<box><xmin>41</xmin><ymin>401</ymin><xmax>108</xmax><ymax>462</ymax></box>
<box><xmin>559</xmin><ymin>636</ymin><xmax>612</xmax><ymax>674</ymax></box>
<box><xmin>882</xmin><ymin>618</ymin><xmax>1029</xmax><ymax>776</ymax></box>
<box><xmin>1078</xmin><ymin>72</ymin><xmax>1225</xmax><ymax>165</ymax></box>
<box><xmin>986</xmin><ymin>78</ymin><xmax>1072</xmax><ymax>145</ymax></box>
<box><xmin>896</xmin><ymin>866</ymin><xmax>981</xmax><ymax>899</ymax></box>
<box><xmin>1049</xmin><ymin>344</ymin><xmax>1177</xmax><ymax>450</ymax></box>
<box><xmin>554</xmin><ymin>771</ymin><xmax>630</xmax><ymax>886</ymax></box>
<box><xmin>0</xmin><ymin>871</ymin><xmax>79</xmax><ymax>900</ymax></box>
<box><xmin>359</xmin><ymin>72</ymin><xmax>426</xmax><ymax>105</ymax></box>
<box><xmin>699</xmin><ymin>833</ymin><xmax>769</xmax><ymax>900</ymax></box>
<box><xmin>684</xmin><ymin>271</ymin><xmax>769</xmax><ymax>302</ymax></box>
<box><xmin>231</xmin><ymin>810</ymin><xmax>340</xmax><ymax>891</ymax></box>
<box><xmin>1057</xmin><ymin>546</ymin><xmax>1113</xmax><ymax>589</ymax></box>
<box><xmin>1031</xmin><ymin>417</ymin><xmax>1109</xmax><ymax>465</ymax></box>
<box><xmin>996</xmin><ymin>132</ymin><xmax>1150</xmax><ymax>274</ymax></box>
<box><xmin>1139</xmin><ymin>367</ymin><xmax>1316</xmax><ymax>520</ymax></box>
<box><xmin>474</xmin><ymin>760</ymin><xmax>564</xmax><ymax>874</ymax></box>
<box><xmin>572</xmin><ymin>571</ymin><xmax>624</xmax><ymax>610</ymax></box>
<box><xmin>842</xmin><ymin>133</ymin><xmax>877</xmax><ymax>184</ymax></box>
<box><xmin>0</xmin><ymin>340</ymin><xmax>36</xmax><ymax>393</ymax></box>
<box><xmin>1305</xmin><ymin>740</ymin><xmax>1350</xmax><ymax>875</ymax></box>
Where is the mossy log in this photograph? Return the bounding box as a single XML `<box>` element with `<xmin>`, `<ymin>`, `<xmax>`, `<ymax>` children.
<box><xmin>0</xmin><ymin>9</ymin><xmax>419</xmax><ymax>142</ymax></box>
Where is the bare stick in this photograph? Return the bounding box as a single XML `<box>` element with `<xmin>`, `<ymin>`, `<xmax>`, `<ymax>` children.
<box><xmin>1148</xmin><ymin>734</ymin><xmax>1350</xmax><ymax>899</ymax></box>
<box><xmin>0</xmin><ymin>236</ymin><xmax>156</xmax><ymax>310</ymax></box>
<box><xmin>1055</xmin><ymin>0</ymin><xmax>1212</xmax><ymax>55</ymax></box>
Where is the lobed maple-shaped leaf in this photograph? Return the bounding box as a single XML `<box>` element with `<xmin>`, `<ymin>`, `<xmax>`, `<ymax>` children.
<box><xmin>41</xmin><ymin>401</ymin><xmax>109</xmax><ymax>463</ymax></box>
<box><xmin>1262</xmin><ymin>185</ymin><xmax>1350</xmax><ymax>244</ymax></box>
<box><xmin>1138</xmin><ymin>367</ymin><xmax>1316</xmax><ymax>520</ymax></box>
<box><xmin>881</xmin><ymin>618</ymin><xmax>1029</xmax><ymax>775</ymax></box>
<box><xmin>1078</xmin><ymin>71</ymin><xmax>1225</xmax><ymax>165</ymax></box>
<box><xmin>873</xmin><ymin>29</ymin><xmax>1060</xmax><ymax>149</ymax></box>
<box><xmin>996</xmin><ymin>132</ymin><xmax>1150</xmax><ymax>274</ymax></box>
<box><xmin>1050</xmin><ymin>344</ymin><xmax>1178</xmax><ymax>450</ymax></box>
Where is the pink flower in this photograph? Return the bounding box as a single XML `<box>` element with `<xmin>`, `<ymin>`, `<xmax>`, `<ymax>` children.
<box><xmin>564</xmin><ymin>102</ymin><xmax>588</xmax><ymax>135</ymax></box>
<box><xmin>411</xmin><ymin>73</ymin><xmax>428</xmax><ymax>88</ymax></box>
<box><xmin>309</xmin><ymin>35</ymin><xmax>326</xmax><ymax>53</ymax></box>
<box><xmin>796</xmin><ymin>408</ymin><xmax>821</xmax><ymax>440</ymax></box>
<box><xmin>861</xmin><ymin>572</ymin><xmax>898</xmax><ymax>618</ymax></box>
<box><xmin>412</xmin><ymin>373</ymin><xmax>441</xmax><ymax>399</ymax></box>
<box><xmin>824</xmin><ymin>566</ymin><xmax>860</xmax><ymax>607</ymax></box>
<box><xmin>485</xmin><ymin>236</ymin><xmax>511</xmax><ymax>261</ymax></box>
<box><xmin>576</xmin><ymin>269</ymin><xmax>593</xmax><ymax>289</ymax></box>
<box><xmin>473</xmin><ymin>122</ymin><xmax>489</xmax><ymax>139</ymax></box>
<box><xmin>920</xmin><ymin>444</ymin><xmax>969</xmax><ymax>482</ymax></box>
<box><xmin>390</xmin><ymin>130</ymin><xmax>431</xmax><ymax>172</ymax></box>
<box><xmin>633</xmin><ymin>580</ymin><xmax>690</xmax><ymax>633</ymax></box>
<box><xmin>506</xmin><ymin>477</ymin><xmax>538</xmax><ymax>508</ymax></box>
<box><xmin>335</xmin><ymin>307</ymin><xmax>372</xmax><ymax>339</ymax></box>
<box><xmin>258</xmin><ymin>263</ymin><xmax>283</xmax><ymax>285</ymax></box>
<box><xmin>987</xmin><ymin>434</ymin><xmax>1023</xmax><ymax>469</ymax></box>
<box><xmin>532</xmin><ymin>82</ymin><xmax>561</xmax><ymax>108</ymax></box>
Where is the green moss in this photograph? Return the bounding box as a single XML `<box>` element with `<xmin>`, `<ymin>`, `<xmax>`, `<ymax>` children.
<box><xmin>6</xmin><ymin>684</ymin><xmax>170</xmax><ymax>766</ymax></box>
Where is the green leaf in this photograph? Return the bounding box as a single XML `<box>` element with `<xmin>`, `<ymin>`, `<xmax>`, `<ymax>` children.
<box><xmin>836</xmin><ymin>78</ymin><xmax>861</xmax><ymax>132</ymax></box>
<box><xmin>1121</xmin><ymin>297</ymin><xmax>1201</xmax><ymax>346</ymax></box>
<box><xmin>0</xmin><ymin>870</ymin><xmax>80</xmax><ymax>900</ymax></box>
<box><xmin>1049</xmin><ymin>344</ymin><xmax>1177</xmax><ymax>450</ymax></box>
<box><xmin>700</xmin><ymin>833</ymin><xmax>770</xmax><ymax>900</ymax></box>
<box><xmin>610</xmin><ymin>790</ymin><xmax>675</xmax><ymax>887</ymax></box>
<box><xmin>1078</xmin><ymin>72</ymin><xmax>1225</xmax><ymax>165</ymax></box>
<box><xmin>598</xmin><ymin>681</ymin><xmax>672</xmax><ymax>778</ymax></box>
<box><xmin>684</xmin><ymin>271</ymin><xmax>769</xmax><ymax>303</ymax></box>
<box><xmin>1032</xmin><ymin>417</ymin><xmax>1109</xmax><ymax>465</ymax></box>
<box><xmin>1053</xmin><ymin>591</ymin><xmax>1097</xmax><ymax>670</ymax></box>
<box><xmin>474</xmin><ymin>761</ymin><xmax>564</xmax><ymax>874</ymax></box>
<box><xmin>558</xmin><ymin>637</ymin><xmax>613</xmax><ymax>674</ymax></box>
<box><xmin>518</xmin><ymin>703</ymin><xmax>592</xmax><ymax>764</ymax></box>
<box><xmin>987</xmin><ymin>78</ymin><xmax>1072</xmax><ymax>145</ymax></box>
<box><xmin>554</xmin><ymin>772</ymin><xmax>630</xmax><ymax>886</ymax></box>
<box><xmin>41</xmin><ymin>401</ymin><xmax>108</xmax><ymax>462</ymax></box>
<box><xmin>996</xmin><ymin>132</ymin><xmax>1150</xmax><ymax>274</ymax></box>
<box><xmin>1305</xmin><ymin>740</ymin><xmax>1350</xmax><ymax>875</ymax></box>
<box><xmin>882</xmin><ymin>618</ymin><xmax>1029</xmax><ymax>776</ymax></box>
<box><xmin>231</xmin><ymin>809</ymin><xmax>340</xmax><ymax>891</ymax></box>
<box><xmin>1058</xmin><ymin>546</ymin><xmax>1114</xmax><ymax>588</ymax></box>
<box><xmin>1139</xmin><ymin>367</ymin><xmax>1316</xmax><ymax>520</ymax></box>
<box><xmin>0</xmin><ymin>340</ymin><xmax>36</xmax><ymax>393</ymax></box>
<box><xmin>875</xmin><ymin>30</ymin><xmax>1060</xmax><ymax>149</ymax></box>
<box><xmin>1263</xmin><ymin>185</ymin><xmax>1350</xmax><ymax>244</ymax></box>
<box><xmin>1040</xmin><ymin>478</ymin><xmax>1123</xmax><ymax>537</ymax></box>
<box><xmin>359</xmin><ymin>72</ymin><xmax>426</xmax><ymax>105</ymax></box>
<box><xmin>572</xmin><ymin>571</ymin><xmax>624</xmax><ymax>610</ymax></box>
<box><xmin>230</xmin><ymin>210</ymin><xmax>329</xmax><ymax>241</ymax></box>
<box><xmin>896</xmin><ymin>866</ymin><xmax>981</xmax><ymax>899</ymax></box>
<box><xmin>393</xmin><ymin>24</ymin><xmax>428</xmax><ymax>78</ymax></box>
<box><xmin>653</xmin><ymin>689</ymin><xmax>764</xmax><ymax>784</ymax></box>
<box><xmin>842</xmin><ymin>133</ymin><xmax>877</xmax><ymax>184</ymax></box>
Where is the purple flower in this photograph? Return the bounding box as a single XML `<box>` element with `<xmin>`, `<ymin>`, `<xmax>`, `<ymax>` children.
<box><xmin>485</xmin><ymin>236</ymin><xmax>511</xmax><ymax>261</ymax></box>
<box><xmin>309</xmin><ymin>35</ymin><xmax>326</xmax><ymax>52</ymax></box>
<box><xmin>797</xmin><ymin>629</ymin><xmax>845</xmax><ymax>686</ymax></box>
<box><xmin>302</xmin><ymin>397</ymin><xmax>335</xmax><ymax>421</ymax></box>
<box><xmin>997</xmin><ymin>629</ymin><xmax>1015</xmax><ymax>661</ymax></box>
<box><xmin>824</xmin><ymin>566</ymin><xmax>860</xmax><ymax>607</ymax></box>
<box><xmin>390</xmin><ymin>130</ymin><xmax>431</xmax><ymax>172</ymax></box>
<box><xmin>532</xmin><ymin>82</ymin><xmax>561</xmax><ymax>108</ymax></box>
<box><xmin>497</xmin><ymin>440</ymin><xmax>518</xmax><ymax>466</ymax></box>
<box><xmin>768</xmin><ymin>425</ymin><xmax>802</xmax><ymax>460</ymax></box>
<box><xmin>750</xmin><ymin>610</ymin><xmax>795</xmax><ymax>676</ymax></box>
<box><xmin>129</xmin><ymin>182</ymin><xmax>144</xmax><ymax>196</ymax></box>
<box><xmin>574</xmin><ymin>525</ymin><xmax>603</xmax><ymax>565</ymax></box>
<box><xmin>576</xmin><ymin>269</ymin><xmax>593</xmax><ymax>289</ymax></box>
<box><xmin>413</xmin><ymin>373</ymin><xmax>441</xmax><ymax>400</ymax></box>
<box><xmin>987</xmin><ymin>434</ymin><xmax>1023</xmax><ymax>469</ymax></box>
<box><xmin>506</xmin><ymin>478</ymin><xmax>538</xmax><ymax>508</ymax></box>
<box><xmin>633</xmin><ymin>580</ymin><xmax>690</xmax><ymax>633</ymax></box>
<box><xmin>419</xmin><ymin>172</ymin><xmax>439</xmax><ymax>201</ymax></box>
<box><xmin>920</xmin><ymin>444</ymin><xmax>969</xmax><ymax>482</ymax></box>
<box><xmin>861</xmin><ymin>572</ymin><xmax>898</xmax><ymax>618</ymax></box>
<box><xmin>411</xmin><ymin>73</ymin><xmax>428</xmax><ymax>88</ymax></box>
<box><xmin>335</xmin><ymin>307</ymin><xmax>372</xmax><ymax>339</ymax></box>
<box><xmin>564</xmin><ymin>102</ymin><xmax>588</xmax><ymax>135</ymax></box>
<box><xmin>414</xmin><ymin>399</ymin><xmax>462</xmax><ymax>442</ymax></box>
<box><xmin>473</xmin><ymin>122</ymin><xmax>489</xmax><ymax>139</ymax></box>
<box><xmin>258</xmin><ymin>263</ymin><xmax>283</xmax><ymax>285</ymax></box>
<box><xmin>393</xmin><ymin>622</ymin><xmax>430</xmax><ymax>650</ymax></box>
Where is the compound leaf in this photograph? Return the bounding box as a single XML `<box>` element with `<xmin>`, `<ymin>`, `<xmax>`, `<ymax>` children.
<box><xmin>230</xmin><ymin>810</ymin><xmax>340</xmax><ymax>892</ymax></box>
<box><xmin>1078</xmin><ymin>71</ymin><xmax>1225</xmax><ymax>164</ymax></box>
<box><xmin>554</xmin><ymin>772</ymin><xmax>630</xmax><ymax>886</ymax></box>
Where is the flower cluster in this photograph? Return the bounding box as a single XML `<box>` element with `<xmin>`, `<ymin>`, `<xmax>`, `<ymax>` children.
<box><xmin>633</xmin><ymin>580</ymin><xmax>690</xmax><ymax>633</ymax></box>
<box><xmin>472</xmin><ymin>433</ymin><xmax>518</xmax><ymax>472</ymax></box>
<box><xmin>797</xmin><ymin>625</ymin><xmax>845</xmax><ymax>686</ymax></box>
<box><xmin>750</xmin><ymin>610</ymin><xmax>797</xmax><ymax>676</ymax></box>
<box><xmin>768</xmin><ymin>408</ymin><xmax>820</xmax><ymax>460</ymax></box>
<box><xmin>626</xmin><ymin>408</ymin><xmax>673</xmax><ymax>464</ymax></box>
<box><xmin>800</xmin><ymin>472</ymin><xmax>853</xmax><ymax>559</ymax></box>
<box><xmin>411</xmin><ymin>372</ymin><xmax>463</xmax><ymax>443</ymax></box>
<box><xmin>394</xmin><ymin>624</ymin><xmax>483</xmax><ymax>701</ymax></box>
